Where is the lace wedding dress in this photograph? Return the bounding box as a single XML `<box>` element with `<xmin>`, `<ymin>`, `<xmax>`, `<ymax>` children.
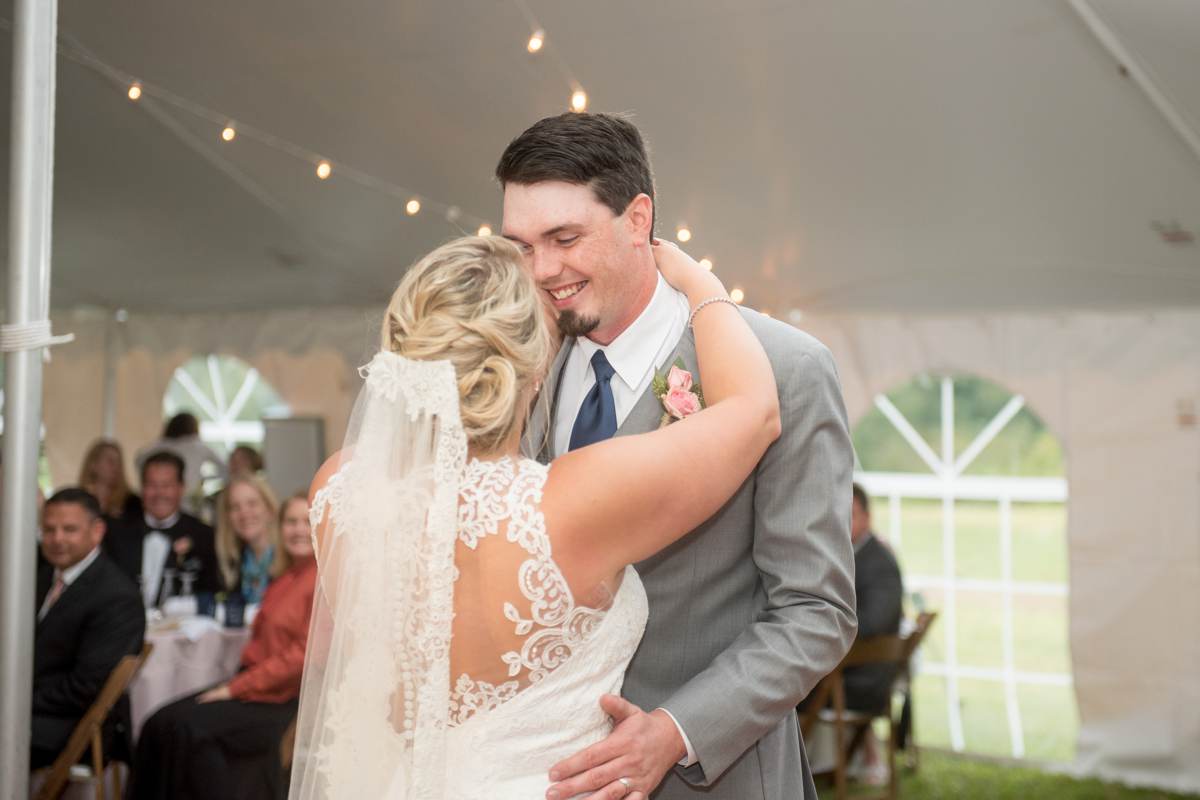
<box><xmin>289</xmin><ymin>353</ymin><xmax>648</xmax><ymax>800</ymax></box>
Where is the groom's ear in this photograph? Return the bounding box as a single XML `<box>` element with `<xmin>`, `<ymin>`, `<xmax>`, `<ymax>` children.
<box><xmin>623</xmin><ymin>193</ymin><xmax>654</xmax><ymax>246</ymax></box>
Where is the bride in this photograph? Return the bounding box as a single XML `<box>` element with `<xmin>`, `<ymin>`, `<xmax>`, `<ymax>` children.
<box><xmin>289</xmin><ymin>235</ymin><xmax>780</xmax><ymax>799</ymax></box>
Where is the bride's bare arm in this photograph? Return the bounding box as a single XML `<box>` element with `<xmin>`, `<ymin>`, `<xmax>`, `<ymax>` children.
<box><xmin>543</xmin><ymin>243</ymin><xmax>781</xmax><ymax>588</ymax></box>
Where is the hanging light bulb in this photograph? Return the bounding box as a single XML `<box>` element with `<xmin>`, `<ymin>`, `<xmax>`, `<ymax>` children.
<box><xmin>676</xmin><ymin>226</ymin><xmax>692</xmax><ymax>243</ymax></box>
<box><xmin>316</xmin><ymin>161</ymin><xmax>332</xmax><ymax>180</ymax></box>
<box><xmin>127</xmin><ymin>83</ymin><xmax>143</xmax><ymax>101</ymax></box>
<box><xmin>406</xmin><ymin>198</ymin><xmax>421</xmax><ymax>216</ymax></box>
<box><xmin>570</xmin><ymin>89</ymin><xmax>588</xmax><ymax>113</ymax></box>
<box><xmin>699</xmin><ymin>258</ymin><xmax>713</xmax><ymax>271</ymax></box>
<box><xmin>528</xmin><ymin>29</ymin><xmax>545</xmax><ymax>53</ymax></box>
<box><xmin>477</xmin><ymin>224</ymin><xmax>493</xmax><ymax>236</ymax></box>
<box><xmin>445</xmin><ymin>206</ymin><xmax>462</xmax><ymax>223</ymax></box>
<box><xmin>730</xmin><ymin>288</ymin><xmax>745</xmax><ymax>304</ymax></box>
<box><xmin>221</xmin><ymin>125</ymin><xmax>237</xmax><ymax>142</ymax></box>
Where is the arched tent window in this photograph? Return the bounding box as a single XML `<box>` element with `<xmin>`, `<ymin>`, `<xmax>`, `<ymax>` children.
<box><xmin>852</xmin><ymin>373</ymin><xmax>1074</xmax><ymax>762</ymax></box>
<box><xmin>164</xmin><ymin>355</ymin><xmax>290</xmax><ymax>460</ymax></box>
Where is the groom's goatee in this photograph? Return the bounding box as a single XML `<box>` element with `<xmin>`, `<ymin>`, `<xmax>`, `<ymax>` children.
<box><xmin>557</xmin><ymin>311</ymin><xmax>600</xmax><ymax>338</ymax></box>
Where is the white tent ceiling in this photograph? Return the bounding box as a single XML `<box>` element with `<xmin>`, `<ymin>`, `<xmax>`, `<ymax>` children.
<box><xmin>1</xmin><ymin>0</ymin><xmax>1199</xmax><ymax>314</ymax></box>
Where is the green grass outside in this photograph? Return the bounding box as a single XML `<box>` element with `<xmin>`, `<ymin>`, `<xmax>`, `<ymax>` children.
<box><xmin>853</xmin><ymin>750</ymin><xmax>1200</xmax><ymax>800</ymax></box>
<box><xmin>876</xmin><ymin>497</ymin><xmax>1076</xmax><ymax>763</ymax></box>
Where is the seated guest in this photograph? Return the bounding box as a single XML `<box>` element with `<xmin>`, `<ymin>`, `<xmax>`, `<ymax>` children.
<box><xmin>844</xmin><ymin>483</ymin><xmax>904</xmax><ymax>713</ymax></box>
<box><xmin>103</xmin><ymin>451</ymin><xmax>221</xmax><ymax>607</ymax></box>
<box><xmin>134</xmin><ymin>413</ymin><xmax>227</xmax><ymax>514</ymax></box>
<box><xmin>78</xmin><ymin>438</ymin><xmax>142</xmax><ymax>523</ymax></box>
<box><xmin>33</xmin><ymin>488</ymin><xmax>145</xmax><ymax>769</ymax></box>
<box><xmin>216</xmin><ymin>474</ymin><xmax>284</xmax><ymax>605</ymax></box>
<box><xmin>130</xmin><ymin>492</ymin><xmax>317</xmax><ymax>800</ymax></box>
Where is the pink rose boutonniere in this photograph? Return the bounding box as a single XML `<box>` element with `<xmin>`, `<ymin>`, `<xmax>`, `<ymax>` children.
<box><xmin>652</xmin><ymin>359</ymin><xmax>705</xmax><ymax>427</ymax></box>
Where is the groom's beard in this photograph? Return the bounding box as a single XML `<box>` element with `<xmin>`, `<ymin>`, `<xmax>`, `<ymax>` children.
<box><xmin>556</xmin><ymin>310</ymin><xmax>599</xmax><ymax>339</ymax></box>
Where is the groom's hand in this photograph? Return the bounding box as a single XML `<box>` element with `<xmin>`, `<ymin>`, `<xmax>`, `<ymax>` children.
<box><xmin>545</xmin><ymin>694</ymin><xmax>685</xmax><ymax>800</ymax></box>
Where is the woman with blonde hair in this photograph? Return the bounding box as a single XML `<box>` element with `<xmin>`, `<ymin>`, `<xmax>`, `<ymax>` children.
<box><xmin>131</xmin><ymin>491</ymin><xmax>317</xmax><ymax>799</ymax></box>
<box><xmin>77</xmin><ymin>438</ymin><xmax>141</xmax><ymax>522</ymax></box>
<box><xmin>215</xmin><ymin>473</ymin><xmax>285</xmax><ymax>605</ymax></box>
<box><xmin>290</xmin><ymin>230</ymin><xmax>789</xmax><ymax>800</ymax></box>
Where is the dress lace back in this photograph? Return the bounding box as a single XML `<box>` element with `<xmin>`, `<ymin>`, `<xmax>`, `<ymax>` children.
<box><xmin>449</xmin><ymin>457</ymin><xmax>609</xmax><ymax>726</ymax></box>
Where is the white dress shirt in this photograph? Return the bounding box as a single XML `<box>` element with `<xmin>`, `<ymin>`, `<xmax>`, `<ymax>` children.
<box><xmin>551</xmin><ymin>274</ymin><xmax>700</xmax><ymax>766</ymax></box>
<box><xmin>141</xmin><ymin>511</ymin><xmax>180</xmax><ymax>607</ymax></box>
<box><xmin>38</xmin><ymin>546</ymin><xmax>101</xmax><ymax>621</ymax></box>
<box><xmin>553</xmin><ymin>274</ymin><xmax>689</xmax><ymax>457</ymax></box>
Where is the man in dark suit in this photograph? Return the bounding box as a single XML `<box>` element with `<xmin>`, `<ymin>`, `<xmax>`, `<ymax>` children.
<box><xmin>34</xmin><ymin>488</ymin><xmax>145</xmax><ymax>768</ymax></box>
<box><xmin>104</xmin><ymin>451</ymin><xmax>220</xmax><ymax>606</ymax></box>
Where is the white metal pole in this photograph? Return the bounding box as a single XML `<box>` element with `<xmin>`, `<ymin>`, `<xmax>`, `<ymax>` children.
<box><xmin>1</xmin><ymin>0</ymin><xmax>58</xmax><ymax>794</ymax></box>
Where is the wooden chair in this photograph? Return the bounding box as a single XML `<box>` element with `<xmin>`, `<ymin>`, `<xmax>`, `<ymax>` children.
<box><xmin>280</xmin><ymin>715</ymin><xmax>297</xmax><ymax>771</ymax></box>
<box><xmin>33</xmin><ymin>642</ymin><xmax>153</xmax><ymax>800</ymax></box>
<box><xmin>797</xmin><ymin>612</ymin><xmax>938</xmax><ymax>800</ymax></box>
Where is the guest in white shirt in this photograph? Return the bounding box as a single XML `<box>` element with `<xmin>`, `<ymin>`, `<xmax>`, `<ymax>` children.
<box><xmin>33</xmin><ymin>488</ymin><xmax>144</xmax><ymax>769</ymax></box>
<box><xmin>104</xmin><ymin>452</ymin><xmax>222</xmax><ymax>606</ymax></box>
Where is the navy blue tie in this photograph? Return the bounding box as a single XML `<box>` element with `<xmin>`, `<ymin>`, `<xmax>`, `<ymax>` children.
<box><xmin>569</xmin><ymin>350</ymin><xmax>618</xmax><ymax>451</ymax></box>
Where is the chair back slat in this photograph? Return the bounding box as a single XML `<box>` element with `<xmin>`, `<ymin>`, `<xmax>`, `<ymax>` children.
<box><xmin>34</xmin><ymin>642</ymin><xmax>153</xmax><ymax>800</ymax></box>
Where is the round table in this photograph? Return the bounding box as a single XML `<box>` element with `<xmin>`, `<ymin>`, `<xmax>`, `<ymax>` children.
<box><xmin>130</xmin><ymin>618</ymin><xmax>251</xmax><ymax>738</ymax></box>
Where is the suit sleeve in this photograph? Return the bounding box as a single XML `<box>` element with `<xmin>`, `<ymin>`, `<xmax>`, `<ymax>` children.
<box><xmin>662</xmin><ymin>342</ymin><xmax>859</xmax><ymax>785</ymax></box>
<box><xmin>32</xmin><ymin>588</ymin><xmax>145</xmax><ymax>717</ymax></box>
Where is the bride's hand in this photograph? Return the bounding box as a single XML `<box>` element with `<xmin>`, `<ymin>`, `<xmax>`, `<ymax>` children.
<box><xmin>651</xmin><ymin>240</ymin><xmax>725</xmax><ymax>305</ymax></box>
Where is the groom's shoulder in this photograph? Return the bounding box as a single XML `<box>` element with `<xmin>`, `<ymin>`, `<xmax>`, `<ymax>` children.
<box><xmin>738</xmin><ymin>307</ymin><xmax>837</xmax><ymax>376</ymax></box>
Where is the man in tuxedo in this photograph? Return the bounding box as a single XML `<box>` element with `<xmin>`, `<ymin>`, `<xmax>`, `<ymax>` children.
<box><xmin>504</xmin><ymin>113</ymin><xmax>857</xmax><ymax>800</ymax></box>
<box><xmin>33</xmin><ymin>488</ymin><xmax>145</xmax><ymax>768</ymax></box>
<box><xmin>104</xmin><ymin>451</ymin><xmax>220</xmax><ymax>606</ymax></box>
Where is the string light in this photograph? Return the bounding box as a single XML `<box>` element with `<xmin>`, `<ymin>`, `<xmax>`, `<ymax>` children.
<box><xmin>127</xmin><ymin>83</ymin><xmax>142</xmax><ymax>101</ymax></box>
<box><xmin>316</xmin><ymin>161</ymin><xmax>332</xmax><ymax>180</ymax></box>
<box><xmin>527</xmin><ymin>29</ymin><xmax>545</xmax><ymax>53</ymax></box>
<box><xmin>478</xmin><ymin>224</ymin><xmax>493</xmax><ymax>236</ymax></box>
<box><xmin>221</xmin><ymin>126</ymin><xmax>236</xmax><ymax>142</ymax></box>
<box><xmin>699</xmin><ymin>258</ymin><xmax>713</xmax><ymax>271</ymax></box>
<box><xmin>406</xmin><ymin>198</ymin><xmax>421</xmax><ymax>216</ymax></box>
<box><xmin>676</xmin><ymin>226</ymin><xmax>692</xmax><ymax>243</ymax></box>
<box><xmin>570</xmin><ymin>89</ymin><xmax>588</xmax><ymax>113</ymax></box>
<box><xmin>731</xmin><ymin>288</ymin><xmax>745</xmax><ymax>304</ymax></box>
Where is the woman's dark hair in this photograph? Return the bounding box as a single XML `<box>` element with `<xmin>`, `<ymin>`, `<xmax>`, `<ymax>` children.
<box><xmin>495</xmin><ymin>112</ymin><xmax>656</xmax><ymax>236</ymax></box>
<box><xmin>164</xmin><ymin>412</ymin><xmax>200</xmax><ymax>439</ymax></box>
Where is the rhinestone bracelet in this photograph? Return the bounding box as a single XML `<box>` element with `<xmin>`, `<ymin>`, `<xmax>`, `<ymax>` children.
<box><xmin>688</xmin><ymin>296</ymin><xmax>739</xmax><ymax>329</ymax></box>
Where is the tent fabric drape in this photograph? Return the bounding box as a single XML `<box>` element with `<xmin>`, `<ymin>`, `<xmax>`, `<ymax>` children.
<box><xmin>34</xmin><ymin>305</ymin><xmax>1200</xmax><ymax>794</ymax></box>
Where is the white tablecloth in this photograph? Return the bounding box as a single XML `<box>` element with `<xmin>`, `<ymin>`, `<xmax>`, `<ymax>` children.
<box><xmin>130</xmin><ymin>619</ymin><xmax>251</xmax><ymax>738</ymax></box>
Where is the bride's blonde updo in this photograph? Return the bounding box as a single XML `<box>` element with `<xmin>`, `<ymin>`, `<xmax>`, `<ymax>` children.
<box><xmin>381</xmin><ymin>235</ymin><xmax>553</xmax><ymax>454</ymax></box>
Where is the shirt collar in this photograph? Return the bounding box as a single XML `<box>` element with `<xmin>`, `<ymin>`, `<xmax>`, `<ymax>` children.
<box><xmin>145</xmin><ymin>510</ymin><xmax>181</xmax><ymax>530</ymax></box>
<box><xmin>58</xmin><ymin>546</ymin><xmax>101</xmax><ymax>586</ymax></box>
<box><xmin>853</xmin><ymin>532</ymin><xmax>874</xmax><ymax>554</ymax></box>
<box><xmin>576</xmin><ymin>274</ymin><xmax>685</xmax><ymax>391</ymax></box>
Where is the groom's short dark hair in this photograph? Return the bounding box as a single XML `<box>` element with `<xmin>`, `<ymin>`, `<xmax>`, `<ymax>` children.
<box><xmin>495</xmin><ymin>112</ymin><xmax>656</xmax><ymax>234</ymax></box>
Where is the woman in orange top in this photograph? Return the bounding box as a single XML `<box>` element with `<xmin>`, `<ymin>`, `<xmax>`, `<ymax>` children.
<box><xmin>130</xmin><ymin>491</ymin><xmax>317</xmax><ymax>799</ymax></box>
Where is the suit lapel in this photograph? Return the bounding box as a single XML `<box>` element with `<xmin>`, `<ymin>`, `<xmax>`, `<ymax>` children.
<box><xmin>526</xmin><ymin>338</ymin><xmax>575</xmax><ymax>463</ymax></box>
<box><xmin>37</xmin><ymin>556</ymin><xmax>102</xmax><ymax>627</ymax></box>
<box><xmin>615</xmin><ymin>328</ymin><xmax>698</xmax><ymax>438</ymax></box>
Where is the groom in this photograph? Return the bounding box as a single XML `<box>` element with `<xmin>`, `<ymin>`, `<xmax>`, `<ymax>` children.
<box><xmin>500</xmin><ymin>112</ymin><xmax>857</xmax><ymax>800</ymax></box>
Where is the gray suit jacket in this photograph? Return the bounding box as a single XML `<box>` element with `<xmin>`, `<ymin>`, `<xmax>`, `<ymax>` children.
<box><xmin>525</xmin><ymin>308</ymin><xmax>857</xmax><ymax>800</ymax></box>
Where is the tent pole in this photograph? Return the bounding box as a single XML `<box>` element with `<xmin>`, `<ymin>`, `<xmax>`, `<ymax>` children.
<box><xmin>1</xmin><ymin>0</ymin><xmax>59</xmax><ymax>795</ymax></box>
<box><xmin>102</xmin><ymin>313</ymin><xmax>119</xmax><ymax>437</ymax></box>
<box><xmin>1067</xmin><ymin>0</ymin><xmax>1200</xmax><ymax>167</ymax></box>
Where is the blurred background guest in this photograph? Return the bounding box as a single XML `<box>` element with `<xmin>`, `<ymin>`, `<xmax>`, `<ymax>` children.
<box><xmin>135</xmin><ymin>412</ymin><xmax>227</xmax><ymax>514</ymax></box>
<box><xmin>33</xmin><ymin>488</ymin><xmax>144</xmax><ymax>769</ymax></box>
<box><xmin>78</xmin><ymin>438</ymin><xmax>142</xmax><ymax>524</ymax></box>
<box><xmin>228</xmin><ymin>444</ymin><xmax>264</xmax><ymax>478</ymax></box>
<box><xmin>104</xmin><ymin>451</ymin><xmax>220</xmax><ymax>607</ymax></box>
<box><xmin>216</xmin><ymin>474</ymin><xmax>284</xmax><ymax>605</ymax></box>
<box><xmin>130</xmin><ymin>491</ymin><xmax>316</xmax><ymax>799</ymax></box>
